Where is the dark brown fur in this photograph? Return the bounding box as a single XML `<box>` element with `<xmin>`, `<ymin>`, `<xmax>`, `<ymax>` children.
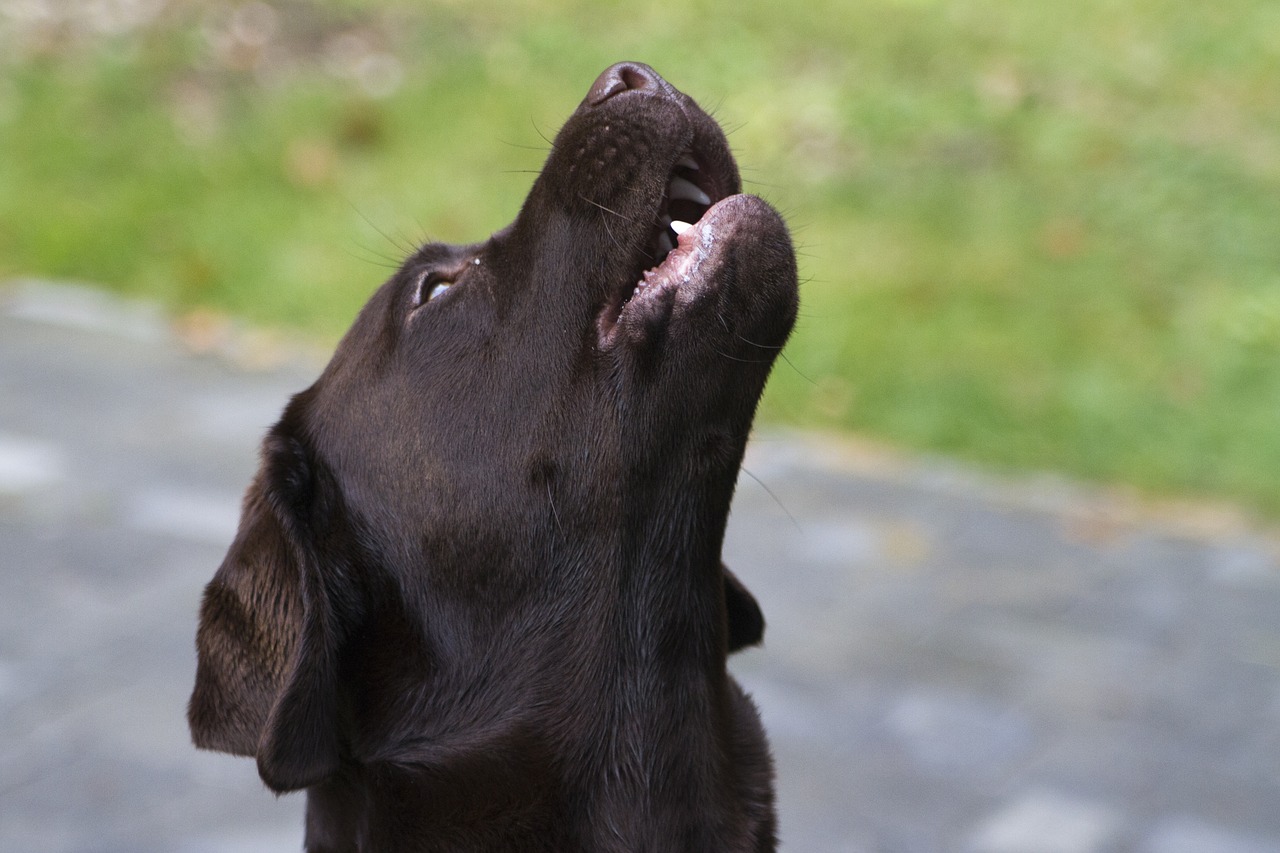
<box><xmin>189</xmin><ymin>62</ymin><xmax>798</xmax><ymax>852</ymax></box>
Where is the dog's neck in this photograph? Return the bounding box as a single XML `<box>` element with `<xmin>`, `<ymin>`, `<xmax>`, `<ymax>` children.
<box><xmin>570</xmin><ymin>470</ymin><xmax>744</xmax><ymax>840</ymax></box>
<box><xmin>606</xmin><ymin>439</ymin><xmax>740</xmax><ymax>647</ymax></box>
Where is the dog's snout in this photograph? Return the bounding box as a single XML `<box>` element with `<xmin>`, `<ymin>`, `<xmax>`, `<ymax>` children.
<box><xmin>586</xmin><ymin>62</ymin><xmax>670</xmax><ymax>105</ymax></box>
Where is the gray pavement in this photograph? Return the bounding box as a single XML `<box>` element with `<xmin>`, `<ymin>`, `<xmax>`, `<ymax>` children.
<box><xmin>3</xmin><ymin>280</ymin><xmax>1280</xmax><ymax>853</ymax></box>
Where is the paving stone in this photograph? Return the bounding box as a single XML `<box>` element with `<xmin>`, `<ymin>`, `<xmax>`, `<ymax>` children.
<box><xmin>885</xmin><ymin>689</ymin><xmax>1034</xmax><ymax>780</ymax></box>
<box><xmin>123</xmin><ymin>486</ymin><xmax>244</xmax><ymax>544</ymax></box>
<box><xmin>966</xmin><ymin>789</ymin><xmax>1123</xmax><ymax>853</ymax></box>
<box><xmin>0</xmin><ymin>433</ymin><xmax>68</xmax><ymax>494</ymax></box>
<box><xmin>1141</xmin><ymin>815</ymin><xmax>1280</xmax><ymax>853</ymax></box>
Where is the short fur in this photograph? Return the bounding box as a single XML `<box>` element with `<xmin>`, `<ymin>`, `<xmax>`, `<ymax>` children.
<box><xmin>189</xmin><ymin>62</ymin><xmax>798</xmax><ymax>852</ymax></box>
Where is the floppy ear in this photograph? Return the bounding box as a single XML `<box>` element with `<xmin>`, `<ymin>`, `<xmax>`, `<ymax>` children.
<box><xmin>722</xmin><ymin>563</ymin><xmax>765</xmax><ymax>652</ymax></box>
<box><xmin>188</xmin><ymin>430</ymin><xmax>350</xmax><ymax>793</ymax></box>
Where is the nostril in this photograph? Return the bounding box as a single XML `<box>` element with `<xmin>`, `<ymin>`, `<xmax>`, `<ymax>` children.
<box><xmin>586</xmin><ymin>62</ymin><xmax>666</xmax><ymax>106</ymax></box>
<box><xmin>619</xmin><ymin>65</ymin><xmax>651</xmax><ymax>92</ymax></box>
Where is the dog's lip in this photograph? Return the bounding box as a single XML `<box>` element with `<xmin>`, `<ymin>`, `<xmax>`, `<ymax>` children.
<box><xmin>595</xmin><ymin>141</ymin><xmax>736</xmax><ymax>344</ymax></box>
<box><xmin>633</xmin><ymin>203</ymin><xmax>722</xmax><ymax>300</ymax></box>
<box><xmin>596</xmin><ymin>194</ymin><xmax>748</xmax><ymax>348</ymax></box>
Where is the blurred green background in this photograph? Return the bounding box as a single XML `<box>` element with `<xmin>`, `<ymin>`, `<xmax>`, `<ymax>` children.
<box><xmin>2</xmin><ymin>0</ymin><xmax>1278</xmax><ymax>513</ymax></box>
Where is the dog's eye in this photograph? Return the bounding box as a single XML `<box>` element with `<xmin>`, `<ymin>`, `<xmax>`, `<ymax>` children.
<box><xmin>413</xmin><ymin>273</ymin><xmax>454</xmax><ymax>307</ymax></box>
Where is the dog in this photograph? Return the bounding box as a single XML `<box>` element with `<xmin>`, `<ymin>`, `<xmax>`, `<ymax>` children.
<box><xmin>188</xmin><ymin>61</ymin><xmax>798</xmax><ymax>852</ymax></box>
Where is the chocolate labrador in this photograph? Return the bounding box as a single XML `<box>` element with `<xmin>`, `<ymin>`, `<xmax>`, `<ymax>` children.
<box><xmin>188</xmin><ymin>62</ymin><xmax>798</xmax><ymax>852</ymax></box>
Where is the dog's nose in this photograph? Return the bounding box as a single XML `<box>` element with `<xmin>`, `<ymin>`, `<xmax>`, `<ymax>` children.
<box><xmin>586</xmin><ymin>62</ymin><xmax>670</xmax><ymax>105</ymax></box>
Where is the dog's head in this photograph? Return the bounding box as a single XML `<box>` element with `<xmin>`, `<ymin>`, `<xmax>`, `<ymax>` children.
<box><xmin>189</xmin><ymin>63</ymin><xmax>798</xmax><ymax>794</ymax></box>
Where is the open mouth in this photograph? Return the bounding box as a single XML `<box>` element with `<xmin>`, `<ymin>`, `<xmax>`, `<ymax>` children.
<box><xmin>648</xmin><ymin>151</ymin><xmax>721</xmax><ymax>266</ymax></box>
<box><xmin>598</xmin><ymin>147</ymin><xmax>732</xmax><ymax>343</ymax></box>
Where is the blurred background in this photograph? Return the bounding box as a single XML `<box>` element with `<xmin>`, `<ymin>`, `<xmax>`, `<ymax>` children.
<box><xmin>3</xmin><ymin>1</ymin><xmax>1280</xmax><ymax>851</ymax></box>
<box><xmin>3</xmin><ymin>0</ymin><xmax>1279</xmax><ymax>513</ymax></box>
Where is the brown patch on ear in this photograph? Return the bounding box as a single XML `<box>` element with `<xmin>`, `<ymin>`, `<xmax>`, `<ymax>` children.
<box><xmin>188</xmin><ymin>429</ymin><xmax>349</xmax><ymax>792</ymax></box>
<box><xmin>723</xmin><ymin>563</ymin><xmax>765</xmax><ymax>652</ymax></box>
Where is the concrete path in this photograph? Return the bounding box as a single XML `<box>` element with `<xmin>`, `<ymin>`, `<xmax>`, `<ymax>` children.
<box><xmin>3</xmin><ymin>281</ymin><xmax>1280</xmax><ymax>853</ymax></box>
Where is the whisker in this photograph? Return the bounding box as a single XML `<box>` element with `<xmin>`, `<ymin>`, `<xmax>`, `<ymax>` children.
<box><xmin>778</xmin><ymin>351</ymin><xmax>816</xmax><ymax>384</ymax></box>
<box><xmin>713</xmin><ymin>348</ymin><xmax>773</xmax><ymax>365</ymax></box>
<box><xmin>741</xmin><ymin>177</ymin><xmax>784</xmax><ymax>192</ymax></box>
<box><xmin>343</xmin><ymin>244</ymin><xmax>402</xmax><ymax>270</ymax></box>
<box><xmin>582</xmin><ymin>195</ymin><xmax>628</xmax><ymax>253</ymax></box>
<box><xmin>546</xmin><ymin>482</ymin><xmax>565</xmax><ymax>537</ymax></box>
<box><xmin>346</xmin><ymin>200</ymin><xmax>417</xmax><ymax>258</ymax></box>
<box><xmin>599</xmin><ymin>212</ymin><xmax>624</xmax><ymax>252</ymax></box>
<box><xmin>734</xmin><ymin>332</ymin><xmax>786</xmax><ymax>351</ymax></box>
<box><xmin>530</xmin><ymin>119</ymin><xmax>558</xmax><ymax>150</ymax></box>
<box><xmin>580</xmin><ymin>195</ymin><xmax>639</xmax><ymax>224</ymax></box>
<box><xmin>499</xmin><ymin>138</ymin><xmax>554</xmax><ymax>153</ymax></box>
<box><xmin>738</xmin><ymin>465</ymin><xmax>801</xmax><ymax>531</ymax></box>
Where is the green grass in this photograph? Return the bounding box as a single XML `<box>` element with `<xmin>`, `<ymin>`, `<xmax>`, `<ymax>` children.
<box><xmin>2</xmin><ymin>0</ymin><xmax>1279</xmax><ymax>513</ymax></box>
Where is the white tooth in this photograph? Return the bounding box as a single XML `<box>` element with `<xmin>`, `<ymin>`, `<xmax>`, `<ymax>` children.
<box><xmin>657</xmin><ymin>231</ymin><xmax>674</xmax><ymax>254</ymax></box>
<box><xmin>677</xmin><ymin>155</ymin><xmax>700</xmax><ymax>170</ymax></box>
<box><xmin>670</xmin><ymin>220</ymin><xmax>694</xmax><ymax>235</ymax></box>
<box><xmin>668</xmin><ymin>175</ymin><xmax>710</xmax><ymax>205</ymax></box>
